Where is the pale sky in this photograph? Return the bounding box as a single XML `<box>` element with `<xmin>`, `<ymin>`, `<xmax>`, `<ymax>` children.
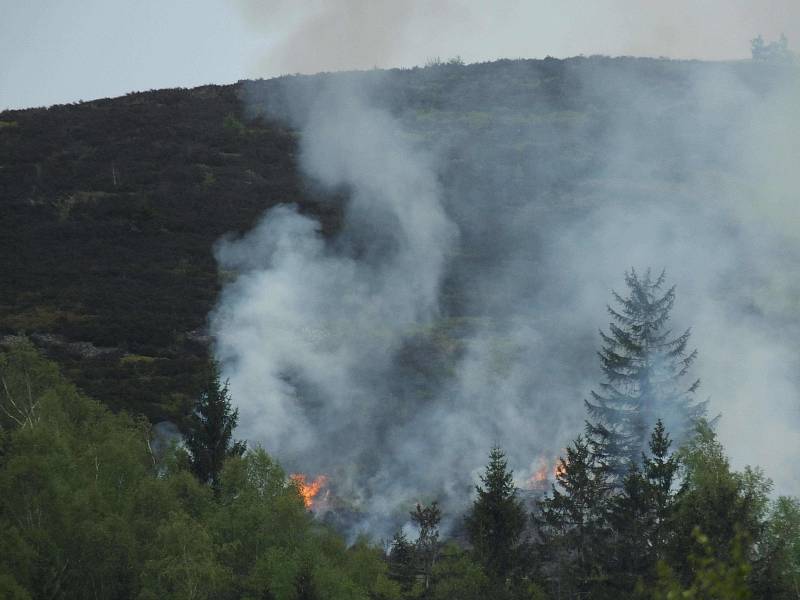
<box><xmin>2</xmin><ymin>0</ymin><xmax>799</xmax><ymax>111</ymax></box>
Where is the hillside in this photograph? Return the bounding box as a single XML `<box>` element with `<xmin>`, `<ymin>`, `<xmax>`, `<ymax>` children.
<box><xmin>0</xmin><ymin>56</ymin><xmax>794</xmax><ymax>428</ymax></box>
<box><xmin>0</xmin><ymin>83</ymin><xmax>338</xmax><ymax>423</ymax></box>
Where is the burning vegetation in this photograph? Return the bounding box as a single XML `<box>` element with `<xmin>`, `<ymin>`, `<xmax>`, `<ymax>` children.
<box><xmin>290</xmin><ymin>473</ymin><xmax>329</xmax><ymax>509</ymax></box>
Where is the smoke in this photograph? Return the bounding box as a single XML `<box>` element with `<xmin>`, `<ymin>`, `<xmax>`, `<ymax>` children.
<box><xmin>212</xmin><ymin>77</ymin><xmax>461</xmax><ymax>532</ymax></box>
<box><xmin>211</xmin><ymin>58</ymin><xmax>800</xmax><ymax>537</ymax></box>
<box><xmin>233</xmin><ymin>0</ymin><xmax>800</xmax><ymax>74</ymax></box>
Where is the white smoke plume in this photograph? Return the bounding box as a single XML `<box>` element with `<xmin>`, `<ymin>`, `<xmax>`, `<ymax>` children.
<box><xmin>212</xmin><ymin>78</ymin><xmax>460</xmax><ymax>532</ymax></box>
<box><xmin>212</xmin><ymin>58</ymin><xmax>800</xmax><ymax>537</ymax></box>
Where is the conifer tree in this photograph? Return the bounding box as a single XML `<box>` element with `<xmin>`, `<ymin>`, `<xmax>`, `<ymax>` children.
<box><xmin>644</xmin><ymin>419</ymin><xmax>679</xmax><ymax>555</ymax></box>
<box><xmin>465</xmin><ymin>447</ymin><xmax>527</xmax><ymax>580</ymax></box>
<box><xmin>388</xmin><ymin>530</ymin><xmax>416</xmax><ymax>593</ymax></box>
<box><xmin>585</xmin><ymin>269</ymin><xmax>707</xmax><ymax>476</ymax></box>
<box><xmin>605</xmin><ymin>421</ymin><xmax>679</xmax><ymax>593</ymax></box>
<box><xmin>185</xmin><ymin>362</ymin><xmax>246</xmax><ymax>488</ymax></box>
<box><xmin>535</xmin><ymin>436</ymin><xmax>612</xmax><ymax>597</ymax></box>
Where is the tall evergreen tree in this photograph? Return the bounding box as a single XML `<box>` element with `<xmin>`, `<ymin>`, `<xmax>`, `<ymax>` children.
<box><xmin>465</xmin><ymin>447</ymin><xmax>527</xmax><ymax>580</ymax></box>
<box><xmin>585</xmin><ymin>268</ymin><xmax>707</xmax><ymax>476</ymax></box>
<box><xmin>605</xmin><ymin>421</ymin><xmax>679</xmax><ymax>594</ymax></box>
<box><xmin>644</xmin><ymin>419</ymin><xmax>680</xmax><ymax>556</ymax></box>
<box><xmin>535</xmin><ymin>436</ymin><xmax>612</xmax><ymax>598</ymax></box>
<box><xmin>185</xmin><ymin>362</ymin><xmax>246</xmax><ymax>488</ymax></box>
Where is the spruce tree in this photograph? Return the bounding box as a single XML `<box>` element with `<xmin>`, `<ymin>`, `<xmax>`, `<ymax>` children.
<box><xmin>535</xmin><ymin>436</ymin><xmax>612</xmax><ymax>597</ymax></box>
<box><xmin>605</xmin><ymin>421</ymin><xmax>679</xmax><ymax>593</ymax></box>
<box><xmin>388</xmin><ymin>530</ymin><xmax>416</xmax><ymax>593</ymax></box>
<box><xmin>585</xmin><ymin>269</ymin><xmax>707</xmax><ymax>477</ymax></box>
<box><xmin>465</xmin><ymin>447</ymin><xmax>527</xmax><ymax>580</ymax></box>
<box><xmin>644</xmin><ymin>419</ymin><xmax>679</xmax><ymax>556</ymax></box>
<box><xmin>185</xmin><ymin>362</ymin><xmax>246</xmax><ymax>488</ymax></box>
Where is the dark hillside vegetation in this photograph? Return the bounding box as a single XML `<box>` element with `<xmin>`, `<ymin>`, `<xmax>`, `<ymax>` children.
<box><xmin>0</xmin><ymin>84</ymin><xmax>340</xmax><ymax>423</ymax></box>
<box><xmin>0</xmin><ymin>56</ymin><xmax>793</xmax><ymax>426</ymax></box>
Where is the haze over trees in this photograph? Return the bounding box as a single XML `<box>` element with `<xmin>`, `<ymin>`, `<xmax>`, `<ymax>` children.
<box><xmin>585</xmin><ymin>269</ymin><xmax>708</xmax><ymax>477</ymax></box>
<box><xmin>0</xmin><ymin>50</ymin><xmax>798</xmax><ymax>599</ymax></box>
<box><xmin>1</xmin><ymin>276</ymin><xmax>798</xmax><ymax>598</ymax></box>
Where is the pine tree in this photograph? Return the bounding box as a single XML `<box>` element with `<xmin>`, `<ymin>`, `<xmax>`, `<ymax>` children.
<box><xmin>605</xmin><ymin>421</ymin><xmax>679</xmax><ymax>593</ymax></box>
<box><xmin>644</xmin><ymin>419</ymin><xmax>679</xmax><ymax>556</ymax></box>
<box><xmin>465</xmin><ymin>447</ymin><xmax>527</xmax><ymax>580</ymax></box>
<box><xmin>585</xmin><ymin>268</ymin><xmax>707</xmax><ymax>477</ymax></box>
<box><xmin>535</xmin><ymin>436</ymin><xmax>612</xmax><ymax>598</ymax></box>
<box><xmin>185</xmin><ymin>362</ymin><xmax>246</xmax><ymax>488</ymax></box>
<box><xmin>388</xmin><ymin>530</ymin><xmax>416</xmax><ymax>593</ymax></box>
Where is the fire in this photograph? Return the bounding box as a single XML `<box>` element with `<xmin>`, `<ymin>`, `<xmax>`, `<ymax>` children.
<box><xmin>532</xmin><ymin>465</ymin><xmax>548</xmax><ymax>483</ymax></box>
<box><xmin>526</xmin><ymin>460</ymin><xmax>549</xmax><ymax>489</ymax></box>
<box><xmin>525</xmin><ymin>453</ymin><xmax>568</xmax><ymax>489</ymax></box>
<box><xmin>525</xmin><ymin>458</ymin><xmax>551</xmax><ymax>490</ymax></box>
<box><xmin>290</xmin><ymin>474</ymin><xmax>328</xmax><ymax>509</ymax></box>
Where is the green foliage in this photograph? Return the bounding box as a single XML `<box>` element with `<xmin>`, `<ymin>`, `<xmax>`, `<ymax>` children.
<box><xmin>668</xmin><ymin>421</ymin><xmax>772</xmax><ymax>583</ymax></box>
<box><xmin>222</xmin><ymin>112</ymin><xmax>246</xmax><ymax>136</ymax></box>
<box><xmin>650</xmin><ymin>528</ymin><xmax>752</xmax><ymax>600</ymax></box>
<box><xmin>535</xmin><ymin>435</ymin><xmax>613</xmax><ymax>597</ymax></box>
<box><xmin>411</xmin><ymin>501</ymin><xmax>442</xmax><ymax>590</ymax></box>
<box><xmin>429</xmin><ymin>544</ymin><xmax>491</xmax><ymax>600</ymax></box>
<box><xmin>185</xmin><ymin>361</ymin><xmax>246</xmax><ymax>488</ymax></box>
<box><xmin>0</xmin><ymin>346</ymin><xmax>392</xmax><ymax>599</ymax></box>
<box><xmin>138</xmin><ymin>511</ymin><xmax>228</xmax><ymax>600</ymax></box>
<box><xmin>585</xmin><ymin>269</ymin><xmax>707</xmax><ymax>477</ymax></box>
<box><xmin>755</xmin><ymin>496</ymin><xmax>800</xmax><ymax>598</ymax></box>
<box><xmin>465</xmin><ymin>446</ymin><xmax>527</xmax><ymax>579</ymax></box>
<box><xmin>388</xmin><ymin>530</ymin><xmax>417</xmax><ymax>593</ymax></box>
<box><xmin>0</xmin><ymin>339</ymin><xmax>62</xmax><ymax>430</ymax></box>
<box><xmin>603</xmin><ymin>421</ymin><xmax>680</xmax><ymax>593</ymax></box>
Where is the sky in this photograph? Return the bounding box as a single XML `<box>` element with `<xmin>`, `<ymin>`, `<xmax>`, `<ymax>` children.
<box><xmin>2</xmin><ymin>0</ymin><xmax>800</xmax><ymax>111</ymax></box>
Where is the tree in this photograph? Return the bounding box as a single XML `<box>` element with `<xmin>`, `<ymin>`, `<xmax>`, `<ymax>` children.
<box><xmin>388</xmin><ymin>531</ymin><xmax>416</xmax><ymax>593</ymax></box>
<box><xmin>185</xmin><ymin>362</ymin><xmax>246</xmax><ymax>488</ymax></box>
<box><xmin>465</xmin><ymin>447</ymin><xmax>527</xmax><ymax>580</ymax></box>
<box><xmin>643</xmin><ymin>420</ymin><xmax>679</xmax><ymax>556</ymax></box>
<box><xmin>535</xmin><ymin>436</ymin><xmax>612</xmax><ymax>598</ymax></box>
<box><xmin>585</xmin><ymin>269</ymin><xmax>709</xmax><ymax>477</ymax></box>
<box><xmin>604</xmin><ymin>422</ymin><xmax>679</xmax><ymax>594</ymax></box>
<box><xmin>411</xmin><ymin>501</ymin><xmax>442</xmax><ymax>591</ymax></box>
<box><xmin>754</xmin><ymin>496</ymin><xmax>800</xmax><ymax>599</ymax></box>
<box><xmin>651</xmin><ymin>528</ymin><xmax>752</xmax><ymax>600</ymax></box>
<box><xmin>0</xmin><ymin>340</ymin><xmax>62</xmax><ymax>433</ymax></box>
<box><xmin>751</xmin><ymin>34</ymin><xmax>794</xmax><ymax>62</ymax></box>
<box><xmin>429</xmin><ymin>544</ymin><xmax>491</xmax><ymax>600</ymax></box>
<box><xmin>667</xmin><ymin>422</ymin><xmax>771</xmax><ymax>587</ymax></box>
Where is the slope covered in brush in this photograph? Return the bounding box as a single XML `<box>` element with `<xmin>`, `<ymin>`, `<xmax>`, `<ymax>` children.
<box><xmin>0</xmin><ymin>57</ymin><xmax>793</xmax><ymax>426</ymax></box>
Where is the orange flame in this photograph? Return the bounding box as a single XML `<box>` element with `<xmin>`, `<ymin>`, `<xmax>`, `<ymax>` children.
<box><xmin>525</xmin><ymin>458</ymin><xmax>550</xmax><ymax>489</ymax></box>
<box><xmin>525</xmin><ymin>454</ymin><xmax>568</xmax><ymax>489</ymax></box>
<box><xmin>290</xmin><ymin>474</ymin><xmax>328</xmax><ymax>509</ymax></box>
<box><xmin>527</xmin><ymin>465</ymin><xmax>548</xmax><ymax>488</ymax></box>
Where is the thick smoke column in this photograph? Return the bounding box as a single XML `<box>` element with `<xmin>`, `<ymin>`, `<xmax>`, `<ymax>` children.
<box><xmin>211</xmin><ymin>79</ymin><xmax>459</xmax><ymax>529</ymax></box>
<box><xmin>213</xmin><ymin>59</ymin><xmax>800</xmax><ymax>536</ymax></box>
